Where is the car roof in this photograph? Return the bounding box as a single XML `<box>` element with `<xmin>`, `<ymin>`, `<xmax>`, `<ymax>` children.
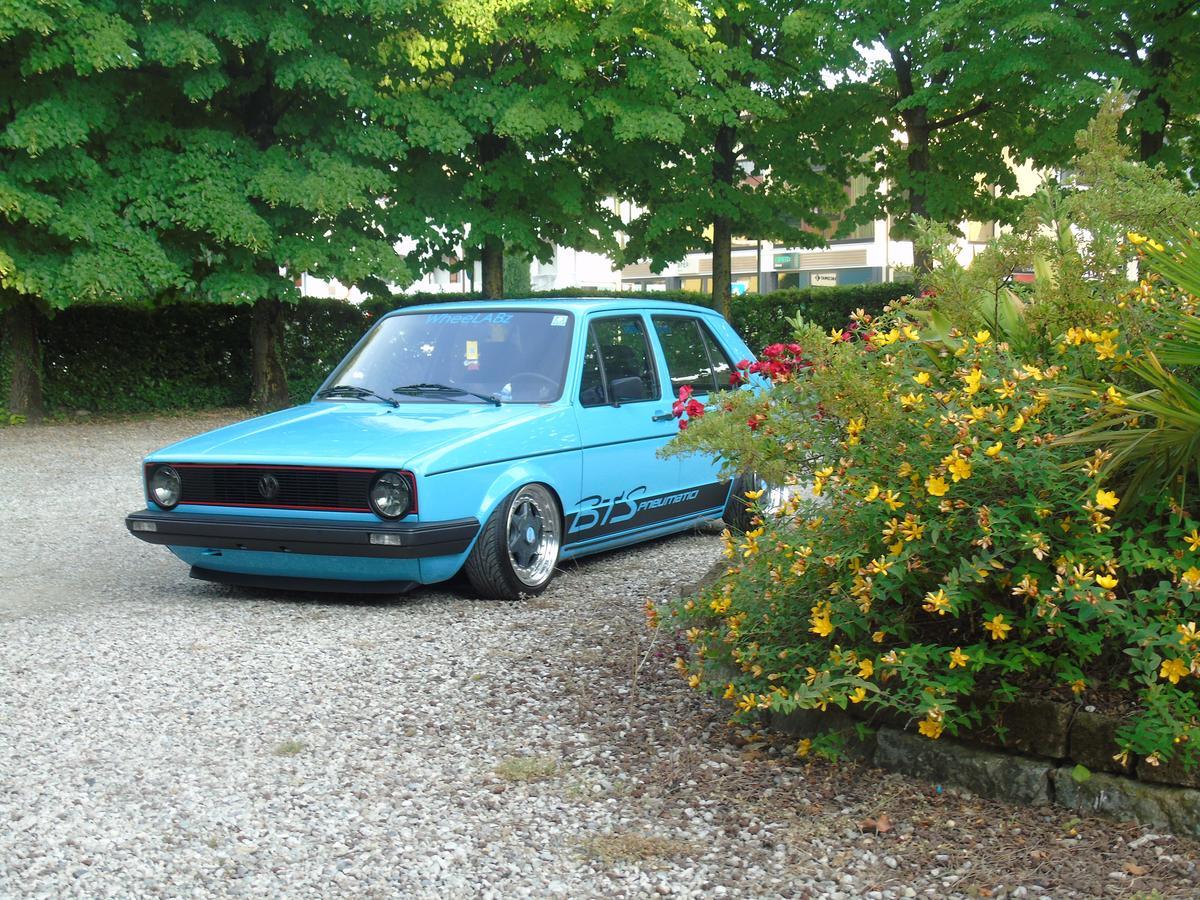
<box><xmin>379</xmin><ymin>296</ymin><xmax>723</xmax><ymax>320</ymax></box>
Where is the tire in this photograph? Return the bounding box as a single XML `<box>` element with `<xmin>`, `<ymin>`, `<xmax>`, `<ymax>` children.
<box><xmin>463</xmin><ymin>483</ymin><xmax>562</xmax><ymax>600</ymax></box>
<box><xmin>722</xmin><ymin>473</ymin><xmax>760</xmax><ymax>533</ymax></box>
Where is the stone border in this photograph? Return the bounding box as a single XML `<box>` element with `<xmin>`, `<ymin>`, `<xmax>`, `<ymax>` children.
<box><xmin>765</xmin><ymin>705</ymin><xmax>1200</xmax><ymax>838</ymax></box>
<box><xmin>677</xmin><ymin>564</ymin><xmax>1200</xmax><ymax>837</ymax></box>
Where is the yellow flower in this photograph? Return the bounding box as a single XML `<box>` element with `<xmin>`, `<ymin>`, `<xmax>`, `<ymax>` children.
<box><xmin>985</xmin><ymin>442</ymin><xmax>1003</xmax><ymax>457</ymax></box>
<box><xmin>1160</xmin><ymin>658</ymin><xmax>1189</xmax><ymax>685</ymax></box>
<box><xmin>849</xmin><ymin>687</ymin><xmax>867</xmax><ymax>704</ymax></box>
<box><xmin>925</xmin><ymin>475</ymin><xmax>949</xmax><ymax>497</ymax></box>
<box><xmin>882</xmin><ymin>490</ymin><xmax>904</xmax><ymax>511</ymax></box>
<box><xmin>1094</xmin><ymin>339</ymin><xmax>1117</xmax><ymax>360</ymax></box>
<box><xmin>1095</xmin><ymin>573</ymin><xmax>1119</xmax><ymax>589</ymax></box>
<box><xmin>962</xmin><ymin>369</ymin><xmax>984</xmax><ymax>395</ymax></box>
<box><xmin>1070</xmin><ymin>679</ymin><xmax>1086</xmax><ymax>695</ymax></box>
<box><xmin>744</xmin><ymin>488</ymin><xmax>765</xmax><ymax>500</ymax></box>
<box><xmin>913</xmin><ymin>371</ymin><xmax>931</xmax><ymax>386</ymax></box>
<box><xmin>858</xmin><ymin>659</ymin><xmax>874</xmax><ymax>679</ymax></box>
<box><xmin>947</xmin><ymin>456</ymin><xmax>972</xmax><ymax>482</ymax></box>
<box><xmin>723</xmin><ymin>682</ymin><xmax>736</xmax><ymax>700</ymax></box>
<box><xmin>900</xmin><ymin>392</ymin><xmax>925</xmax><ymax>410</ymax></box>
<box><xmin>1183</xmin><ymin>567</ymin><xmax>1200</xmax><ymax>591</ymax></box>
<box><xmin>918</xmin><ymin>718</ymin><xmax>944</xmax><ymax>739</ymax></box>
<box><xmin>1178</xmin><ymin>622</ymin><xmax>1200</xmax><ymax>646</ymax></box>
<box><xmin>1185</xmin><ymin>529</ymin><xmax>1200</xmax><ymax>552</ymax></box>
<box><xmin>872</xmin><ymin>630</ymin><xmax>887</xmax><ymax>643</ymax></box>
<box><xmin>984</xmin><ymin>614</ymin><xmax>1012</xmax><ymax>641</ymax></box>
<box><xmin>687</xmin><ymin>673</ymin><xmax>702</xmax><ymax>688</ymax></box>
<box><xmin>1095</xmin><ymin>489</ymin><xmax>1119</xmax><ymax>511</ymax></box>
<box><xmin>674</xmin><ymin>657</ymin><xmax>688</xmax><ymax>674</ymax></box>
<box><xmin>923</xmin><ymin>588</ymin><xmax>951</xmax><ymax>616</ymax></box>
<box><xmin>810</xmin><ymin>612</ymin><xmax>834</xmax><ymax>638</ymax></box>
<box><xmin>863</xmin><ymin>484</ymin><xmax>881</xmax><ymax>502</ymax></box>
<box><xmin>903</xmin><ymin>325</ymin><xmax>921</xmax><ymax>341</ymax></box>
<box><xmin>949</xmin><ymin>647</ymin><xmax>970</xmax><ymax>669</ymax></box>
<box><xmin>974</xmin><ymin>330</ymin><xmax>991</xmax><ymax>345</ymax></box>
<box><xmin>1009</xmin><ymin>413</ymin><xmax>1026</xmax><ymax>433</ymax></box>
<box><xmin>1127</xmin><ymin>232</ymin><xmax>1147</xmax><ymax>245</ymax></box>
<box><xmin>736</xmin><ymin>693</ymin><xmax>758</xmax><ymax>712</ymax></box>
<box><xmin>796</xmin><ymin>738</ymin><xmax>812</xmax><ymax>757</ymax></box>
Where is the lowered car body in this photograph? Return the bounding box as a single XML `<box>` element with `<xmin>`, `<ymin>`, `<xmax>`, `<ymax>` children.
<box><xmin>126</xmin><ymin>298</ymin><xmax>759</xmax><ymax>599</ymax></box>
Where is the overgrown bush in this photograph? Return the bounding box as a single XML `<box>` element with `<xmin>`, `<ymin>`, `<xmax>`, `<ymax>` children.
<box><xmin>1</xmin><ymin>283</ymin><xmax>908</xmax><ymax>415</ymax></box>
<box><xmin>659</xmin><ymin>257</ymin><xmax>1200</xmax><ymax>769</ymax></box>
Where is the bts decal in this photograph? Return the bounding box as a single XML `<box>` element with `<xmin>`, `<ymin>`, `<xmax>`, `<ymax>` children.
<box><xmin>563</xmin><ymin>482</ymin><xmax>729</xmax><ymax>545</ymax></box>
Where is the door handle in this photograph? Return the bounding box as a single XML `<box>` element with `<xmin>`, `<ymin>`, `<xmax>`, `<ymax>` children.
<box><xmin>651</xmin><ymin>410</ymin><xmax>675</xmax><ymax>422</ymax></box>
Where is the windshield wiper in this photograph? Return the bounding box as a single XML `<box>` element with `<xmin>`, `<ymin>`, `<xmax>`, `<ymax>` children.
<box><xmin>393</xmin><ymin>383</ymin><xmax>501</xmax><ymax>407</ymax></box>
<box><xmin>316</xmin><ymin>384</ymin><xmax>399</xmax><ymax>407</ymax></box>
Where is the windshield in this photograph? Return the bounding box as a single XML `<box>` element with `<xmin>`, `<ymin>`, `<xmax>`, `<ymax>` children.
<box><xmin>320</xmin><ymin>309</ymin><xmax>574</xmax><ymax>404</ymax></box>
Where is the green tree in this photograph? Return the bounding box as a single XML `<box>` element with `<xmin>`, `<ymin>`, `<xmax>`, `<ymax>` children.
<box><xmin>1055</xmin><ymin>1</ymin><xmax>1200</xmax><ymax>186</ymax></box>
<box><xmin>383</xmin><ymin>0</ymin><xmax>617</xmax><ymax>299</ymax></box>
<box><xmin>617</xmin><ymin>0</ymin><xmax>871</xmax><ymax>315</ymax></box>
<box><xmin>849</xmin><ymin>0</ymin><xmax>1090</xmax><ymax>274</ymax></box>
<box><xmin>1</xmin><ymin>0</ymin><xmax>182</xmax><ymax>419</ymax></box>
<box><xmin>123</xmin><ymin>0</ymin><xmax>414</xmax><ymax>410</ymax></box>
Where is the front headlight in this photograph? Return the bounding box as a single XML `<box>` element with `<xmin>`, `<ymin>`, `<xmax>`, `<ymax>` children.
<box><xmin>369</xmin><ymin>471</ymin><xmax>412</xmax><ymax>519</ymax></box>
<box><xmin>150</xmin><ymin>465</ymin><xmax>182</xmax><ymax>509</ymax></box>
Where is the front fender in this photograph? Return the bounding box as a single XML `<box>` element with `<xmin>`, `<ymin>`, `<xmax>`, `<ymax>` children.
<box><xmin>418</xmin><ymin>452</ymin><xmax>580</xmax><ymax>539</ymax></box>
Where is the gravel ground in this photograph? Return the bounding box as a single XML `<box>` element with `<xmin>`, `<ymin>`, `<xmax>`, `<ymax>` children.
<box><xmin>3</xmin><ymin>413</ymin><xmax>1200</xmax><ymax>899</ymax></box>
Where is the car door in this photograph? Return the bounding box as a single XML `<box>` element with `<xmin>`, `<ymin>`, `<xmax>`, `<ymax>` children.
<box><xmin>649</xmin><ymin>313</ymin><xmax>740</xmax><ymax>505</ymax></box>
<box><xmin>565</xmin><ymin>314</ymin><xmax>679</xmax><ymax>548</ymax></box>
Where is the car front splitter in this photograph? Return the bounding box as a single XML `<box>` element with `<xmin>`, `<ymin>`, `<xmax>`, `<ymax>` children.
<box><xmin>125</xmin><ymin>509</ymin><xmax>479</xmax><ymax>559</ymax></box>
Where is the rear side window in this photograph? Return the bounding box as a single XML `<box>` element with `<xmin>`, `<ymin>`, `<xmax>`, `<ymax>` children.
<box><xmin>579</xmin><ymin>316</ymin><xmax>659</xmax><ymax>406</ymax></box>
<box><xmin>652</xmin><ymin>316</ymin><xmax>736</xmax><ymax>394</ymax></box>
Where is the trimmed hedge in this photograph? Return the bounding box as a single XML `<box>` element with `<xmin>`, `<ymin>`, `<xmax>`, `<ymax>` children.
<box><xmin>3</xmin><ymin>282</ymin><xmax>912</xmax><ymax>415</ymax></box>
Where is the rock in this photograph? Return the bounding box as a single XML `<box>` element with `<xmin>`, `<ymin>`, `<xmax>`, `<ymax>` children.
<box><xmin>1136</xmin><ymin>748</ymin><xmax>1200</xmax><ymax>789</ymax></box>
<box><xmin>1069</xmin><ymin>710</ymin><xmax>1133</xmax><ymax>775</ymax></box>
<box><xmin>1051</xmin><ymin>768</ymin><xmax>1200</xmax><ymax>838</ymax></box>
<box><xmin>874</xmin><ymin>728</ymin><xmax>1052</xmax><ymax>805</ymax></box>
<box><xmin>968</xmin><ymin>699</ymin><xmax>1072</xmax><ymax>760</ymax></box>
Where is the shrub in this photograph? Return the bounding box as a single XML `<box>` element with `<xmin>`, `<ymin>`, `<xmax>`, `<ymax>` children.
<box><xmin>661</xmin><ymin>286</ymin><xmax>1200</xmax><ymax>769</ymax></box>
<box><xmin>0</xmin><ymin>282</ymin><xmax>908</xmax><ymax>415</ymax></box>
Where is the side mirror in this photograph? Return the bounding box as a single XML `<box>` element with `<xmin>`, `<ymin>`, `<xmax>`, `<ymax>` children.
<box><xmin>609</xmin><ymin>376</ymin><xmax>646</xmax><ymax>403</ymax></box>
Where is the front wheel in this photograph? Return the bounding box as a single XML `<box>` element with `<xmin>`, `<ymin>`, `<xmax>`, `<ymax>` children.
<box><xmin>463</xmin><ymin>483</ymin><xmax>562</xmax><ymax>600</ymax></box>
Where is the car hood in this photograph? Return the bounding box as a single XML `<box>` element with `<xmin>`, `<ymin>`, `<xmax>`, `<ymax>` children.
<box><xmin>146</xmin><ymin>401</ymin><xmax>579</xmax><ymax>473</ymax></box>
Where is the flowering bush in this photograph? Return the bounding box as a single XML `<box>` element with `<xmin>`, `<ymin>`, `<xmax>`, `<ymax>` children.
<box><xmin>660</xmin><ymin>281</ymin><xmax>1200</xmax><ymax>769</ymax></box>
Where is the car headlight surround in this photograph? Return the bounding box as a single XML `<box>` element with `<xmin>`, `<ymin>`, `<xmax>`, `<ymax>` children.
<box><xmin>149</xmin><ymin>464</ymin><xmax>182</xmax><ymax>509</ymax></box>
<box><xmin>369</xmin><ymin>470</ymin><xmax>413</xmax><ymax>519</ymax></box>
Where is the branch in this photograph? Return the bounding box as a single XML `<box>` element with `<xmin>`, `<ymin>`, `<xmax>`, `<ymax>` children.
<box><xmin>930</xmin><ymin>98</ymin><xmax>993</xmax><ymax>131</ymax></box>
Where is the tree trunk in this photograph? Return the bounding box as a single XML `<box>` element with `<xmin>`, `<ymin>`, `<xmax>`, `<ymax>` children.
<box><xmin>711</xmin><ymin>217</ymin><xmax>733</xmax><ymax>318</ymax></box>
<box><xmin>3</xmin><ymin>295</ymin><xmax>45</xmax><ymax>421</ymax></box>
<box><xmin>480</xmin><ymin>235</ymin><xmax>504</xmax><ymax>300</ymax></box>
<box><xmin>905</xmin><ymin>112</ymin><xmax>933</xmax><ymax>279</ymax></box>
<box><xmin>711</xmin><ymin>114</ymin><xmax>739</xmax><ymax>318</ymax></box>
<box><xmin>1136</xmin><ymin>49</ymin><xmax>1173</xmax><ymax>164</ymax></box>
<box><xmin>250</xmin><ymin>297</ymin><xmax>289</xmax><ymax>412</ymax></box>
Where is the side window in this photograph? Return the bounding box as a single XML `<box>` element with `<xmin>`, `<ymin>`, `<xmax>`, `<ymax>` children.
<box><xmin>652</xmin><ymin>316</ymin><xmax>736</xmax><ymax>394</ymax></box>
<box><xmin>578</xmin><ymin>316</ymin><xmax>658</xmax><ymax>406</ymax></box>
<box><xmin>579</xmin><ymin>330</ymin><xmax>606</xmax><ymax>407</ymax></box>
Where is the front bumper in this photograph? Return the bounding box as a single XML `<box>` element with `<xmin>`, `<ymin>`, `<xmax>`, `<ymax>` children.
<box><xmin>125</xmin><ymin>509</ymin><xmax>480</xmax><ymax>559</ymax></box>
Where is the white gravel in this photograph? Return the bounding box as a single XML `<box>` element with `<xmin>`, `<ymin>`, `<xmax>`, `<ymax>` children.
<box><xmin>2</xmin><ymin>414</ymin><xmax>1198</xmax><ymax>899</ymax></box>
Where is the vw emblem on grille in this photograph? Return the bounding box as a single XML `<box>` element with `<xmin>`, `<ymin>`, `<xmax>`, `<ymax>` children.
<box><xmin>257</xmin><ymin>474</ymin><xmax>280</xmax><ymax>499</ymax></box>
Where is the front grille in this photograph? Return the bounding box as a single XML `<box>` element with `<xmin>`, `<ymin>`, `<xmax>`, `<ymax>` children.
<box><xmin>168</xmin><ymin>464</ymin><xmax>376</xmax><ymax>512</ymax></box>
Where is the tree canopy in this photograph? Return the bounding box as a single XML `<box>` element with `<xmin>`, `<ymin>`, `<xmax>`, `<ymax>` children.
<box><xmin>3</xmin><ymin>0</ymin><xmax>1199</xmax><ymax>416</ymax></box>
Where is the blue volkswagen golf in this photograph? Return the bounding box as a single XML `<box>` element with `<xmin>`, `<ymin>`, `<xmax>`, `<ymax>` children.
<box><xmin>126</xmin><ymin>298</ymin><xmax>758</xmax><ymax>599</ymax></box>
